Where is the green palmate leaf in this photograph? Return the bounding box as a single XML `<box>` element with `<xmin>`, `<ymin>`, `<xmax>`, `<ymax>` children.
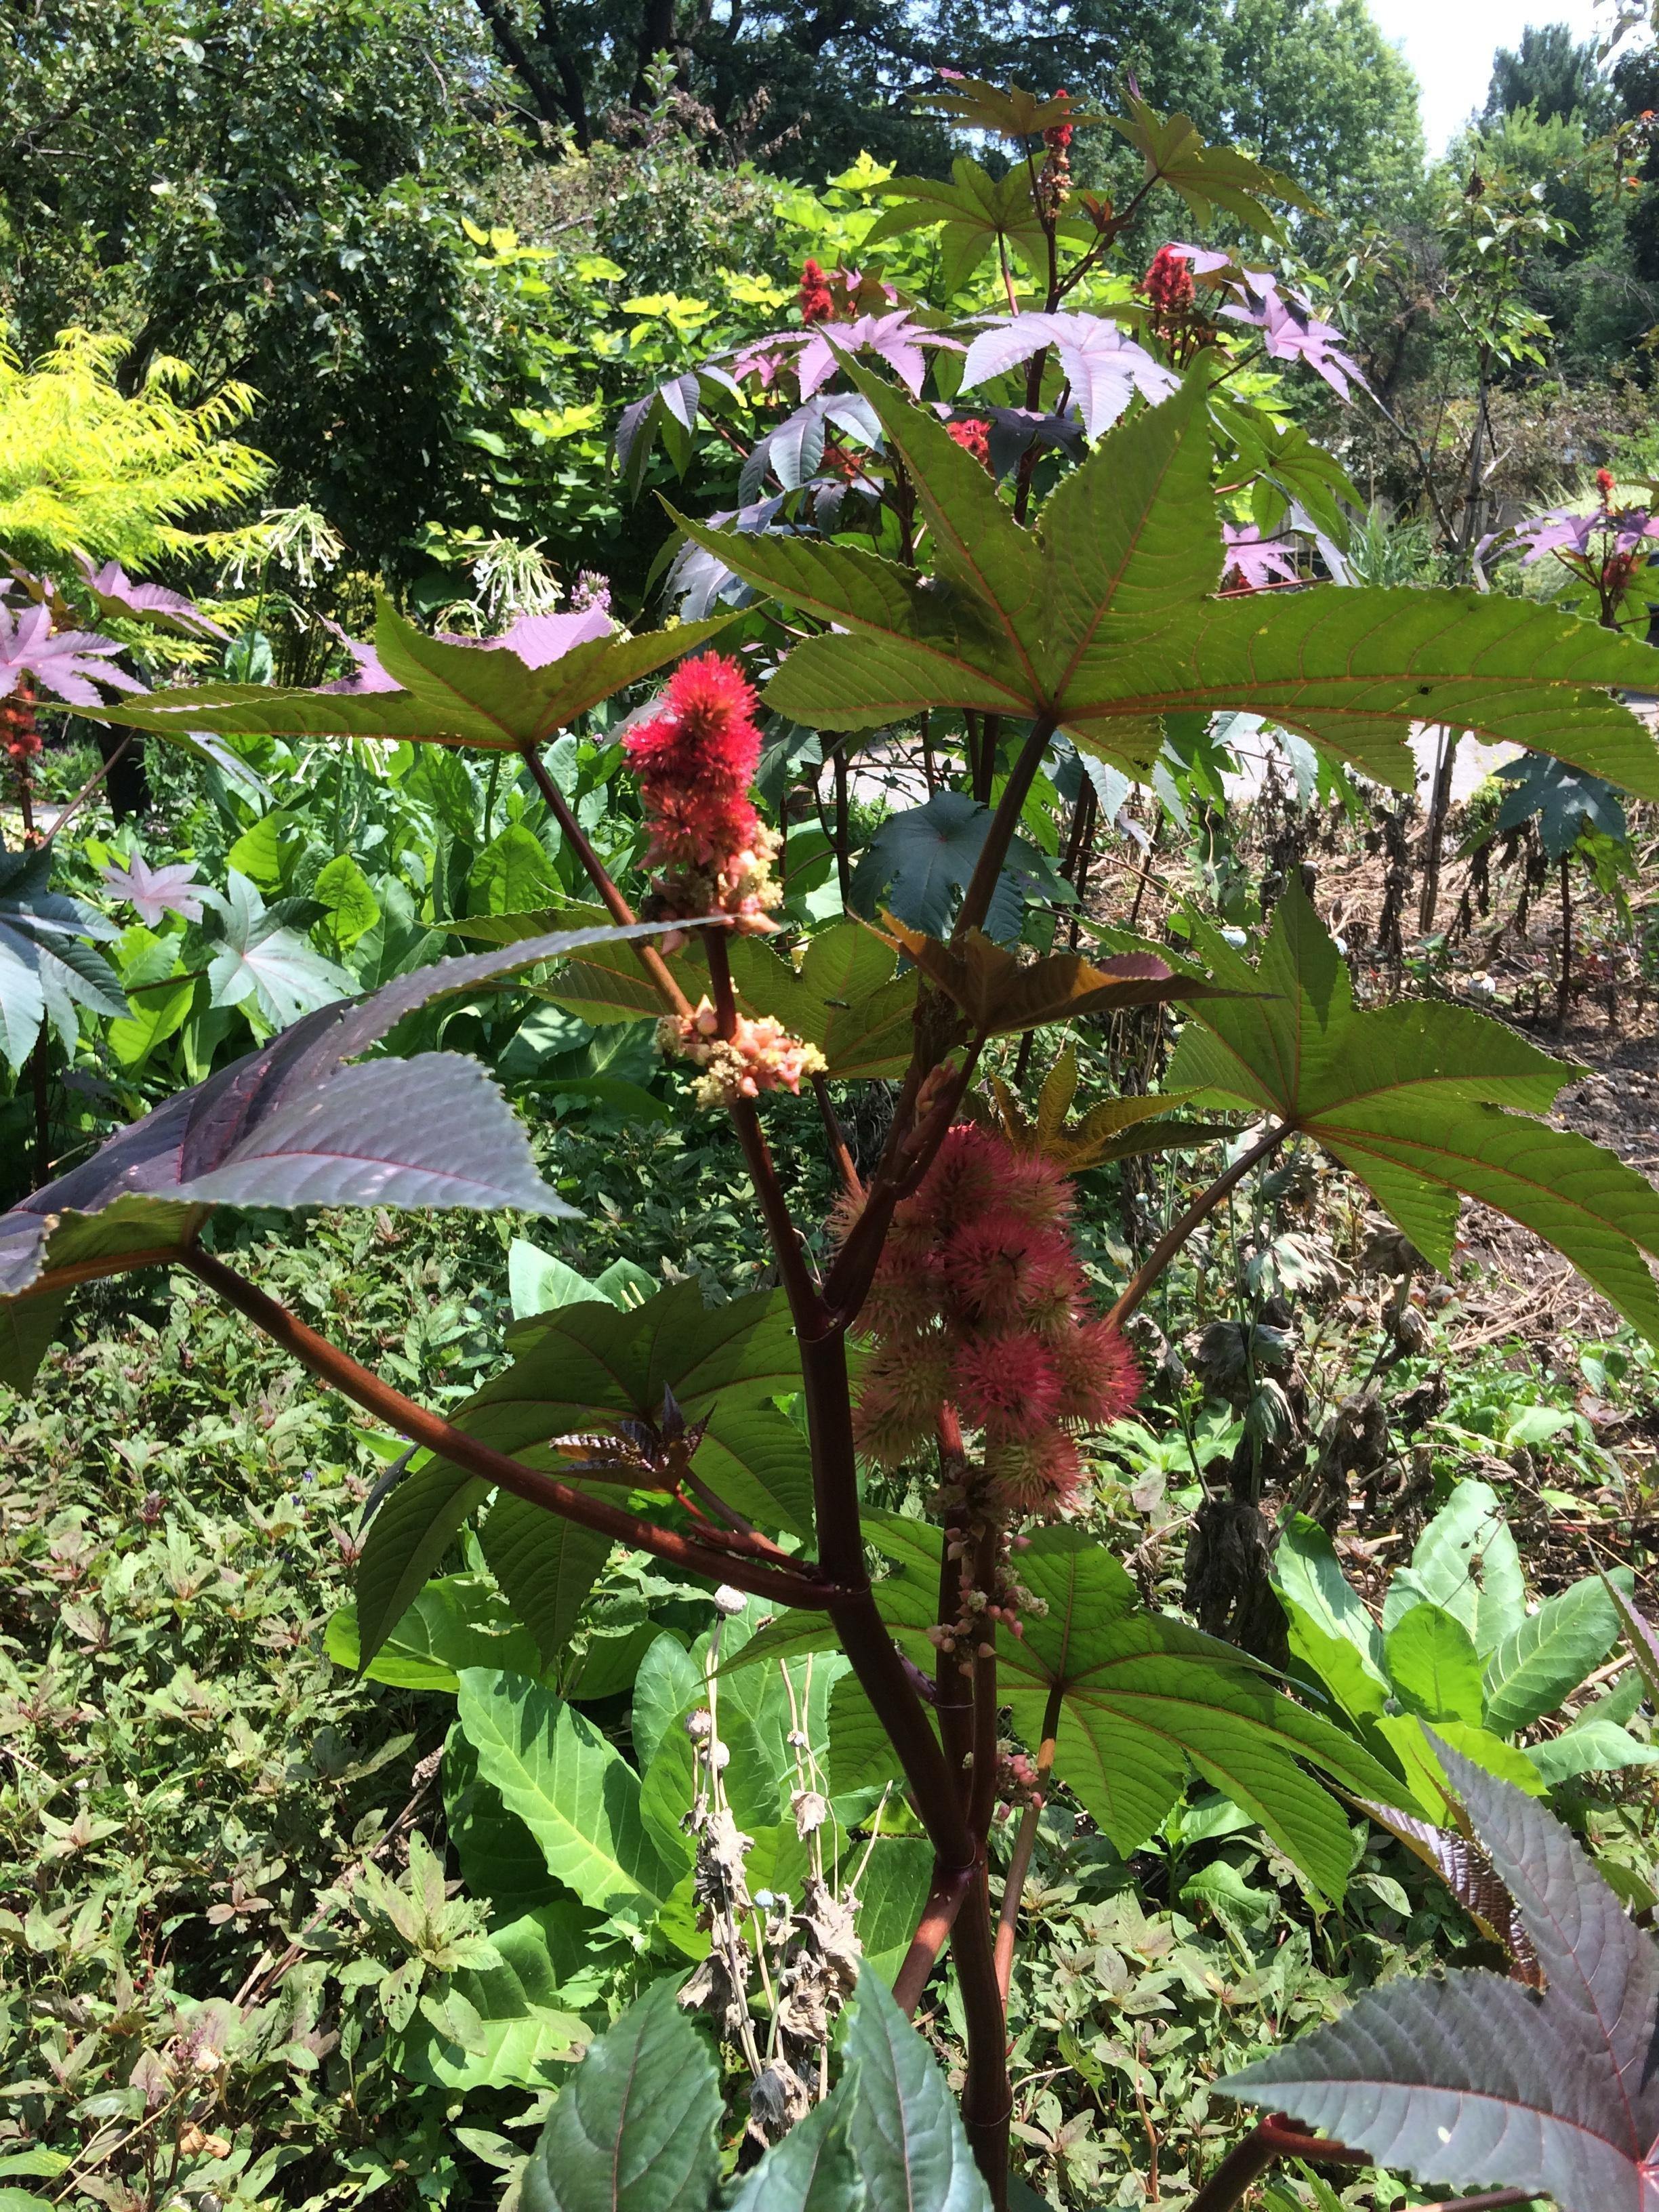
<box><xmin>352</xmin><ymin>1277</ymin><xmax>811</xmax><ymax>1666</ymax></box>
<box><xmin>478</xmin><ymin>1498</ymin><xmax>613</xmax><ymax>1671</ymax></box>
<box><xmin>394</xmin><ymin>1903</ymin><xmax>592</xmax><ymax>2090</ymax></box>
<box><xmin>693</xmin><ymin>376</ymin><xmax>1659</xmax><ymax>798</ymax></box>
<box><xmin>83</xmin><ymin>597</ymin><xmax>739</xmax><ymax>753</ymax></box>
<box><xmin>726</xmin><ymin>920</ymin><xmax>916</xmax><ymax>1080</ymax></box>
<box><xmin>842</xmin><ymin>1971</ymin><xmax>994</xmax><ymax>2212</ymax></box>
<box><xmin>455</xmin><ymin>1671</ymin><xmax>675</xmax><ymax>1923</ymax></box>
<box><xmin>1385</xmin><ymin>1605</ymin><xmax>1485</xmax><ymax>1727</ymax></box>
<box><xmin>325</xmin><ymin>1573</ymin><xmax>545</xmax><ymax>1692</ymax></box>
<box><xmin>912</xmin><ymin>75</ymin><xmax>1102</xmax><ymax>140</ymax></box>
<box><xmin>869</xmin><ymin>1523</ymin><xmax>1406</xmax><ymax>1898</ymax></box>
<box><xmin>1108</xmin><ymin>89</ymin><xmax>1316</xmax><ymax>232</ymax></box>
<box><xmin>1223</xmin><ymin>1746</ymin><xmax>1659</xmax><ymax>2212</ymax></box>
<box><xmin>882</xmin><ymin>916</ymin><xmax>1217</xmax><ymax>1038</ymax></box>
<box><xmin>1481</xmin><ymin>1574</ymin><xmax>1625</xmax><ymax>1738</ymax></box>
<box><xmin>1167</xmin><ymin>885</ymin><xmax>1659</xmax><ymax>1339</ymax></box>
<box><xmin>521</xmin><ymin>1975</ymin><xmax>720</xmax><ymax>2212</ymax></box>
<box><xmin>863</xmin><ymin>159</ymin><xmax>1054</xmax><ymax>297</ymax></box>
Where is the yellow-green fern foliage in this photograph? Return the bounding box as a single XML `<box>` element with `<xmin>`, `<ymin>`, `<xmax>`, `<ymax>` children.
<box><xmin>0</xmin><ymin>329</ymin><xmax>272</xmax><ymax>576</ymax></box>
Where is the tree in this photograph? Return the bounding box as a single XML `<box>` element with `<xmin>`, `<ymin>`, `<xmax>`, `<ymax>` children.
<box><xmin>1486</xmin><ymin>22</ymin><xmax>1614</xmax><ymax>128</ymax></box>
<box><xmin>0</xmin><ymin>0</ymin><xmax>514</xmax><ymax>575</ymax></box>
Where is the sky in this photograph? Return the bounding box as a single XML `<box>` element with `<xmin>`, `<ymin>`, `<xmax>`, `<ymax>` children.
<box><xmin>1365</xmin><ymin>0</ymin><xmax>1616</xmax><ymax>153</ymax></box>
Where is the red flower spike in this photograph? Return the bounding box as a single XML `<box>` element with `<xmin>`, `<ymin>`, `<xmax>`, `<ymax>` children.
<box><xmin>1142</xmin><ymin>244</ymin><xmax>1196</xmax><ymax>320</ymax></box>
<box><xmin>622</xmin><ymin>652</ymin><xmax>781</xmax><ymax>929</ymax></box>
<box><xmin>946</xmin><ymin>417</ymin><xmax>993</xmax><ymax>470</ymax></box>
<box><xmin>798</xmin><ymin>258</ymin><xmax>834</xmax><ymax>325</ymax></box>
<box><xmin>1597</xmin><ymin>466</ymin><xmax>1617</xmax><ymax>511</ymax></box>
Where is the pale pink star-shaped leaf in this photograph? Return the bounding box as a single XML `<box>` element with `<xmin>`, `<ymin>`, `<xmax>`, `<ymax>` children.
<box><xmin>0</xmin><ymin>600</ymin><xmax>146</xmax><ymax>708</ymax></box>
<box><xmin>960</xmin><ymin>312</ymin><xmax>1177</xmax><ymax>439</ymax></box>
<box><xmin>102</xmin><ymin>854</ymin><xmax>205</xmax><ymax>926</ymax></box>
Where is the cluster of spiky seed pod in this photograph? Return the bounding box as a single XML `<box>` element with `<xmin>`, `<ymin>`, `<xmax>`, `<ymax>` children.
<box><xmin>848</xmin><ymin>1124</ymin><xmax>1139</xmax><ymax>1513</ymax></box>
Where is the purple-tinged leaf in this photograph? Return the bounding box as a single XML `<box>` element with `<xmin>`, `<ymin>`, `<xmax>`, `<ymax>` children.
<box><xmin>0</xmin><ymin>598</ymin><xmax>145</xmax><ymax>708</ymax></box>
<box><xmin>731</xmin><ymin>314</ymin><xmax>962</xmax><ymax>403</ymax></box>
<box><xmin>181</xmin><ymin>1054</ymin><xmax>568</xmax><ymax>1216</ymax></box>
<box><xmin>1356</xmin><ymin>1794</ymin><xmax>1541</xmax><ymax>1984</ymax></box>
<box><xmin>1225</xmin><ymin>1744</ymin><xmax>1659</xmax><ymax>2212</ymax></box>
<box><xmin>960</xmin><ymin>314</ymin><xmax>1177</xmax><ymax>439</ymax></box>
<box><xmin>1221</xmin><ymin>276</ymin><xmax>1366</xmax><ymax>401</ymax></box>
<box><xmin>75</xmin><ymin>557</ymin><xmax>228</xmax><ymax>642</ymax></box>
<box><xmin>1222</xmin><ymin>522</ymin><xmax>1301</xmax><ymax>590</ymax></box>
<box><xmin>102</xmin><ymin>854</ymin><xmax>205</xmax><ymax>926</ymax></box>
<box><xmin>1602</xmin><ymin>1574</ymin><xmax>1659</xmax><ymax>1708</ymax></box>
<box><xmin>0</xmin><ymin>917</ymin><xmax>685</xmax><ymax>1317</ymax></box>
<box><xmin>320</xmin><ymin>617</ymin><xmax>401</xmax><ymax>693</ymax></box>
<box><xmin>1164</xmin><ymin>239</ymin><xmax>1237</xmax><ymax>276</ymax></box>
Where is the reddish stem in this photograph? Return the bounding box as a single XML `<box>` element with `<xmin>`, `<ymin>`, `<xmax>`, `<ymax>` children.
<box><xmin>1106</xmin><ymin>1124</ymin><xmax>1287</xmax><ymax>1331</ymax></box>
<box><xmin>184</xmin><ymin>1246</ymin><xmax>832</xmax><ymax>1610</ymax></box>
<box><xmin>517</xmin><ymin>741</ymin><xmax>693</xmax><ymax>1019</ymax></box>
<box><xmin>1187</xmin><ymin>2116</ymin><xmax>1365</xmax><ymax>2212</ymax></box>
<box><xmin>994</xmin><ymin>1679</ymin><xmax>1062</xmax><ymax>2000</ymax></box>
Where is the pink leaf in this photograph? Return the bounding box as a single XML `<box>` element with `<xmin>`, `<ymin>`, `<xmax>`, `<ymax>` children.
<box><xmin>960</xmin><ymin>313</ymin><xmax>1177</xmax><ymax>438</ymax></box>
<box><xmin>102</xmin><ymin>853</ymin><xmax>205</xmax><ymax>926</ymax></box>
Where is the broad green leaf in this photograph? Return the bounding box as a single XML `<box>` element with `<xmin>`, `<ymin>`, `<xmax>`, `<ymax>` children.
<box><xmin>992</xmin><ymin>1532</ymin><xmax>1407</xmax><ymax>1898</ymax></box>
<box><xmin>1167</xmin><ymin>888</ymin><xmax>1659</xmax><ymax>1340</ymax></box>
<box><xmin>853</xmin><ymin>1839</ymin><xmax>936</xmax><ymax>1986</ymax></box>
<box><xmin>445</xmin><ymin>1725</ymin><xmax>563</xmax><ymax>1921</ymax></box>
<box><xmin>521</xmin><ymin>1975</ymin><xmax>720</xmax><ymax>2212</ymax></box>
<box><xmin>726</xmin><ymin>2090</ymin><xmax>861</xmax><ymax>2212</ymax></box>
<box><xmin>312</xmin><ymin>853</ymin><xmax>381</xmax><ymax>946</ymax></box>
<box><xmin>1525</xmin><ymin>1717</ymin><xmax>1659</xmax><ymax>1784</ymax></box>
<box><xmin>726</xmin><ymin>921</ymin><xmax>916</xmax><ymax>1080</ymax></box>
<box><xmin>508</xmin><ymin>1239</ymin><xmax>604</xmax><ymax>1320</ymax></box>
<box><xmin>1375</xmin><ymin>1715</ymin><xmax>1547</xmax><ymax>1818</ymax></box>
<box><xmin>630</xmin><ymin>1633</ymin><xmax>701</xmax><ymax>1776</ymax></box>
<box><xmin>842</xmin><ymin>1971</ymin><xmax>994</xmax><ymax>2212</ymax></box>
<box><xmin>91</xmin><ymin>597</ymin><xmax>739</xmax><ymax>753</ymax></box>
<box><xmin>455</xmin><ymin>1671</ymin><xmax>674</xmax><ymax>1921</ymax></box>
<box><xmin>442</xmin><ymin>1282</ymin><xmax>814</xmax><ymax>1537</ymax></box>
<box><xmin>1482</xmin><ymin>1575</ymin><xmax>1624</xmax><ymax>1738</ymax></box>
<box><xmin>478</xmin><ymin>1497</ymin><xmax>611</xmax><ymax>1670</ymax></box>
<box><xmin>1385</xmin><ymin>1605</ymin><xmax>1485</xmax><ymax>1727</ymax></box>
<box><xmin>1383</xmin><ymin>1479</ymin><xmax>1526</xmax><ymax>1656</ymax></box>
<box><xmin>394</xmin><ymin>1904</ymin><xmax>592</xmax><ymax>2089</ymax></box>
<box><xmin>357</xmin><ymin>1454</ymin><xmax>489</xmax><ymax>1672</ymax></box>
<box><xmin>470</xmin><ymin>825</ymin><xmax>562</xmax><ymax>915</ymax></box>
<box><xmin>1273</xmin><ymin>1517</ymin><xmax>1387</xmax><ymax>1683</ymax></box>
<box><xmin>1279</xmin><ymin>1595</ymin><xmax>1389</xmax><ymax>1734</ymax></box>
<box><xmin>696</xmin><ymin>380</ymin><xmax>1659</xmax><ymax>798</ymax></box>
<box><xmin>325</xmin><ymin>1574</ymin><xmax>544</xmax><ymax>1691</ymax></box>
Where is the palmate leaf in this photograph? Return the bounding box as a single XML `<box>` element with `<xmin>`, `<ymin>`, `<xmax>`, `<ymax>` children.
<box><xmin>853</xmin><ymin>1518</ymin><xmax>1408</xmax><ymax>1898</ymax></box>
<box><xmin>0</xmin><ymin>844</ymin><xmax>127</xmax><ymax>1071</ymax></box>
<box><xmin>0</xmin><ymin>920</ymin><xmax>680</xmax><ymax>1378</ymax></box>
<box><xmin>881</xmin><ymin>917</ymin><xmax>1220</xmax><ymax>1038</ymax></box>
<box><xmin>1223</xmin><ymin>1745</ymin><xmax>1659</xmax><ymax>2212</ymax></box>
<box><xmin>1166</xmin><ymin>883</ymin><xmax>1659</xmax><ymax>1338</ymax></box>
<box><xmin>682</xmin><ymin>373</ymin><xmax>1659</xmax><ymax>800</ymax></box>
<box><xmin>863</xmin><ymin>159</ymin><xmax>1057</xmax><ymax>298</ymax></box>
<box><xmin>1108</xmin><ymin>91</ymin><xmax>1316</xmax><ymax>233</ymax></box>
<box><xmin>80</xmin><ymin>596</ymin><xmax>738</xmax><ymax>754</ymax></box>
<box><xmin>352</xmin><ymin>1280</ymin><xmax>812</xmax><ymax>1663</ymax></box>
<box><xmin>726</xmin><ymin>920</ymin><xmax>916</xmax><ymax>1079</ymax></box>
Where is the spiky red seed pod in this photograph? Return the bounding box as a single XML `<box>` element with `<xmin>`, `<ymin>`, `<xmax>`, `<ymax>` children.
<box><xmin>851</xmin><ymin>1340</ymin><xmax>949</xmax><ymax>1465</ymax></box>
<box><xmin>999</xmin><ymin>1148</ymin><xmax>1076</xmax><ymax>1230</ymax></box>
<box><xmin>1050</xmin><ymin>1315</ymin><xmax>1142</xmax><ymax>1429</ymax></box>
<box><xmin>985</xmin><ymin>1429</ymin><xmax>1085</xmax><ymax>1513</ymax></box>
<box><xmin>942</xmin><ymin>1210</ymin><xmax>1081</xmax><ymax>1330</ymax></box>
<box><xmin>950</xmin><ymin>1332</ymin><xmax>1063</xmax><ymax>1441</ymax></box>
<box><xmin>912</xmin><ymin>1124</ymin><xmax>1010</xmax><ymax>1236</ymax></box>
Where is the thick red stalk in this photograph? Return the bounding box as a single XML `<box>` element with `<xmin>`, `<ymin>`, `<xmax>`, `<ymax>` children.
<box><xmin>1187</xmin><ymin>2116</ymin><xmax>1365</xmax><ymax>2212</ymax></box>
<box><xmin>1105</xmin><ymin>1124</ymin><xmax>1288</xmax><ymax>1331</ymax></box>
<box><xmin>953</xmin><ymin>715</ymin><xmax>1059</xmax><ymax>940</ymax></box>
<box><xmin>183</xmin><ymin>1246</ymin><xmax>831</xmax><ymax>1610</ymax></box>
<box><xmin>994</xmin><ymin>1679</ymin><xmax>1063</xmax><ymax>1999</ymax></box>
